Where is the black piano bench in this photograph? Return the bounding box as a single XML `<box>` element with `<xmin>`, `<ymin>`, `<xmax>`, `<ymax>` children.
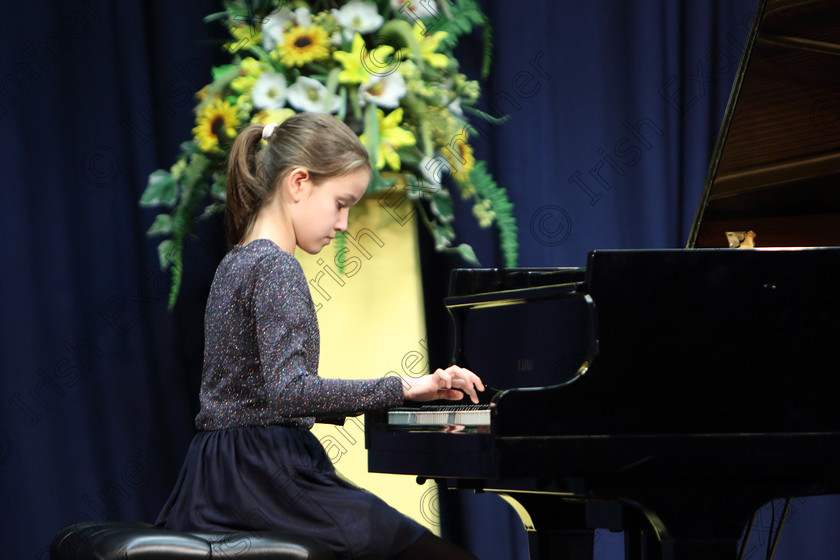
<box><xmin>49</xmin><ymin>521</ymin><xmax>335</xmax><ymax>560</ymax></box>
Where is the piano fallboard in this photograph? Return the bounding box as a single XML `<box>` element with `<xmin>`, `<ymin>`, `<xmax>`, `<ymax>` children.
<box><xmin>366</xmin><ymin>429</ymin><xmax>497</xmax><ymax>480</ymax></box>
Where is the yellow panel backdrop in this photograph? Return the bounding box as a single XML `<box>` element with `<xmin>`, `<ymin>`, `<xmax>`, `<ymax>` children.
<box><xmin>295</xmin><ymin>189</ymin><xmax>440</xmax><ymax>534</ymax></box>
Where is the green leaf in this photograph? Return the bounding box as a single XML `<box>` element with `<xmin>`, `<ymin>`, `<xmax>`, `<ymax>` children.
<box><xmin>337</xmin><ymin>86</ymin><xmax>348</xmax><ymax>121</ymax></box>
<box><xmin>368</xmin><ymin>168</ymin><xmax>397</xmax><ymax>192</ymax></box>
<box><xmin>199</xmin><ymin>65</ymin><xmax>240</xmax><ymax>112</ymax></box>
<box><xmin>140</xmin><ymin>170</ymin><xmax>178</xmax><ymax>207</ymax></box>
<box><xmin>379</xmin><ymin>19</ymin><xmax>422</xmax><ymax>63</ymax></box>
<box><xmin>430</xmin><ymin>192</ymin><xmax>454</xmax><ymax>223</ymax></box>
<box><xmin>182</xmin><ymin>154</ymin><xmax>211</xmax><ymax>193</ymax></box>
<box><xmin>323</xmin><ymin>67</ymin><xmax>342</xmax><ymax>114</ymax></box>
<box><xmin>210</xmin><ymin>173</ymin><xmax>227</xmax><ymax>201</ymax></box>
<box><xmin>147</xmin><ymin>214</ymin><xmax>173</xmax><ymax>236</ymax></box>
<box><xmin>454</xmin><ymin>243</ymin><xmax>480</xmax><ymax>265</ymax></box>
<box><xmin>363</xmin><ymin>103</ymin><xmax>380</xmax><ymax>170</ymax></box>
<box><xmin>199</xmin><ymin>202</ymin><xmax>226</xmax><ymax>220</ymax></box>
<box><xmin>462</xmin><ymin>104</ymin><xmax>510</xmax><ymax>126</ymax></box>
<box><xmin>247</xmin><ymin>44</ymin><xmax>274</xmax><ymax>65</ymax></box>
<box><xmin>431</xmin><ymin>226</ymin><xmax>452</xmax><ymax>250</ymax></box>
<box><xmin>203</xmin><ymin>9</ymin><xmax>232</xmax><ymax>23</ymax></box>
<box><xmin>396</xmin><ymin>146</ymin><xmax>421</xmax><ymax>167</ymax></box>
<box><xmin>179</xmin><ymin>140</ymin><xmax>199</xmax><ymax>154</ymax></box>
<box><xmin>157</xmin><ymin>239</ymin><xmax>176</xmax><ymax>271</ymax></box>
<box><xmin>211</xmin><ymin>64</ymin><xmax>235</xmax><ymax>81</ymax></box>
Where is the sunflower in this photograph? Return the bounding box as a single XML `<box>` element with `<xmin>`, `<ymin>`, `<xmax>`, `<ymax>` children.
<box><xmin>443</xmin><ymin>135</ymin><xmax>475</xmax><ymax>180</ymax></box>
<box><xmin>193</xmin><ymin>99</ymin><xmax>241</xmax><ymax>152</ymax></box>
<box><xmin>276</xmin><ymin>25</ymin><xmax>330</xmax><ymax>67</ymax></box>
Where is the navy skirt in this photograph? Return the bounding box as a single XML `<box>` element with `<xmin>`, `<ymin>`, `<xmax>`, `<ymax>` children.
<box><xmin>156</xmin><ymin>425</ymin><xmax>426</xmax><ymax>560</ymax></box>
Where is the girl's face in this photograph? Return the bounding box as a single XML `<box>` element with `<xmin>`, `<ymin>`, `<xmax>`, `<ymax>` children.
<box><xmin>293</xmin><ymin>167</ymin><xmax>369</xmax><ymax>254</ymax></box>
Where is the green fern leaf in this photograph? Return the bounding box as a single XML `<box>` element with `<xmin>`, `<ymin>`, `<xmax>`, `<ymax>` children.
<box><xmin>468</xmin><ymin>161</ymin><xmax>519</xmax><ymax>268</ymax></box>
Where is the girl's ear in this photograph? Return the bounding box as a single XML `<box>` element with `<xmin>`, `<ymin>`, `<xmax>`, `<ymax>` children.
<box><xmin>285</xmin><ymin>168</ymin><xmax>311</xmax><ymax>202</ymax></box>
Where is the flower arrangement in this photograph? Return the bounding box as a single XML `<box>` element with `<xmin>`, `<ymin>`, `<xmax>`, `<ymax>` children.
<box><xmin>140</xmin><ymin>0</ymin><xmax>518</xmax><ymax>307</ymax></box>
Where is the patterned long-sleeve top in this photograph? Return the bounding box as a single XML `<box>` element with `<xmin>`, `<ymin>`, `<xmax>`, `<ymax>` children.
<box><xmin>195</xmin><ymin>239</ymin><xmax>404</xmax><ymax>430</ymax></box>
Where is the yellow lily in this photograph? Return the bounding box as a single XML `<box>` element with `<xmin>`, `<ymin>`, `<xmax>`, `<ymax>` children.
<box><xmin>230</xmin><ymin>57</ymin><xmax>263</xmax><ymax>93</ymax></box>
<box><xmin>251</xmin><ymin>108</ymin><xmax>296</xmax><ymax>126</ymax></box>
<box><xmin>224</xmin><ymin>22</ymin><xmax>262</xmax><ymax>53</ymax></box>
<box><xmin>410</xmin><ymin>23</ymin><xmax>450</xmax><ymax>69</ymax></box>
<box><xmin>361</xmin><ymin>107</ymin><xmax>417</xmax><ymax>170</ymax></box>
<box><xmin>333</xmin><ymin>34</ymin><xmax>372</xmax><ymax>84</ymax></box>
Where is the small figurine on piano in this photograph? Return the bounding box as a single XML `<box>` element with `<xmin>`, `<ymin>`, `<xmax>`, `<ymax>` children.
<box><xmin>155</xmin><ymin>114</ymin><xmax>484</xmax><ymax>560</ymax></box>
<box><xmin>725</xmin><ymin>229</ymin><xmax>757</xmax><ymax>248</ymax></box>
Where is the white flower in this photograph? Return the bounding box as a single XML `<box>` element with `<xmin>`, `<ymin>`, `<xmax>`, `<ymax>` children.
<box><xmin>287</xmin><ymin>76</ymin><xmax>342</xmax><ymax>113</ymax></box>
<box><xmin>262</xmin><ymin>7</ymin><xmax>312</xmax><ymax>50</ymax></box>
<box><xmin>293</xmin><ymin>7</ymin><xmax>313</xmax><ymax>27</ymax></box>
<box><xmin>391</xmin><ymin>0</ymin><xmax>440</xmax><ymax>21</ymax></box>
<box><xmin>262</xmin><ymin>8</ymin><xmax>294</xmax><ymax>51</ymax></box>
<box><xmin>251</xmin><ymin>72</ymin><xmax>288</xmax><ymax>110</ymax></box>
<box><xmin>359</xmin><ymin>72</ymin><xmax>407</xmax><ymax>109</ymax></box>
<box><xmin>447</xmin><ymin>98</ymin><xmax>463</xmax><ymax>117</ymax></box>
<box><xmin>333</xmin><ymin>1</ymin><xmax>384</xmax><ymax>39</ymax></box>
<box><xmin>420</xmin><ymin>155</ymin><xmax>448</xmax><ymax>191</ymax></box>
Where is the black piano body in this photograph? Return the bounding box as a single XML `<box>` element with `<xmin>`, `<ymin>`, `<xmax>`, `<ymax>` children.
<box><xmin>366</xmin><ymin>0</ymin><xmax>840</xmax><ymax>558</ymax></box>
<box><xmin>367</xmin><ymin>250</ymin><xmax>840</xmax><ymax>559</ymax></box>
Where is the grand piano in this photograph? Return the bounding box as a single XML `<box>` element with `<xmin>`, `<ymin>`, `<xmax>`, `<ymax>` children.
<box><xmin>365</xmin><ymin>1</ymin><xmax>840</xmax><ymax>558</ymax></box>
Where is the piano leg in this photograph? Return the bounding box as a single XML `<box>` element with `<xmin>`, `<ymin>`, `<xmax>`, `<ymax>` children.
<box><xmin>624</xmin><ymin>528</ymin><xmax>737</xmax><ymax>560</ymax></box>
<box><xmin>624</xmin><ymin>535</ymin><xmax>739</xmax><ymax>560</ymax></box>
<box><xmin>622</xmin><ymin>485</ymin><xmax>760</xmax><ymax>560</ymax></box>
<box><xmin>624</xmin><ymin>527</ymin><xmax>661</xmax><ymax>560</ymax></box>
<box><xmin>496</xmin><ymin>493</ymin><xmax>605</xmax><ymax>560</ymax></box>
<box><xmin>497</xmin><ymin>490</ymin><xmax>745</xmax><ymax>560</ymax></box>
<box><xmin>663</xmin><ymin>541</ymin><xmax>740</xmax><ymax>560</ymax></box>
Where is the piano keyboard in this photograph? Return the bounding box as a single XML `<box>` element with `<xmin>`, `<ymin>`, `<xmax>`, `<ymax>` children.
<box><xmin>387</xmin><ymin>404</ymin><xmax>491</xmax><ymax>427</ymax></box>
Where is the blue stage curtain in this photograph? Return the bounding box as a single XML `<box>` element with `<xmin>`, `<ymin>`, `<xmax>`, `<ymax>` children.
<box><xmin>0</xmin><ymin>2</ymin><xmax>226</xmax><ymax>558</ymax></box>
<box><xmin>2</xmin><ymin>2</ymin><xmax>840</xmax><ymax>560</ymax></box>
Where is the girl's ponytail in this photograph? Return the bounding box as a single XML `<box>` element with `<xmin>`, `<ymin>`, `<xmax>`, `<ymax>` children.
<box><xmin>225</xmin><ymin>124</ymin><xmax>268</xmax><ymax>247</ymax></box>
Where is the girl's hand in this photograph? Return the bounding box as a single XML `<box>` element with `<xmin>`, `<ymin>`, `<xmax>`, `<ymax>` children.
<box><xmin>402</xmin><ymin>365</ymin><xmax>485</xmax><ymax>404</ymax></box>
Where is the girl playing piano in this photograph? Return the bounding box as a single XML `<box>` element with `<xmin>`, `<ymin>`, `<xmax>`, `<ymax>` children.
<box><xmin>156</xmin><ymin>112</ymin><xmax>483</xmax><ymax>560</ymax></box>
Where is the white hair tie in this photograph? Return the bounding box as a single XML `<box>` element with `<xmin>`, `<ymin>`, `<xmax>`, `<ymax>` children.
<box><xmin>262</xmin><ymin>122</ymin><xmax>279</xmax><ymax>140</ymax></box>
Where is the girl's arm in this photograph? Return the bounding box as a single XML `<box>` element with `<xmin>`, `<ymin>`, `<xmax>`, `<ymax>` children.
<box><xmin>255</xmin><ymin>251</ymin><xmax>404</xmax><ymax>418</ymax></box>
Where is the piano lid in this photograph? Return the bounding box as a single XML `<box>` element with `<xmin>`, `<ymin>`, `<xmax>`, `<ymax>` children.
<box><xmin>688</xmin><ymin>0</ymin><xmax>840</xmax><ymax>248</ymax></box>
